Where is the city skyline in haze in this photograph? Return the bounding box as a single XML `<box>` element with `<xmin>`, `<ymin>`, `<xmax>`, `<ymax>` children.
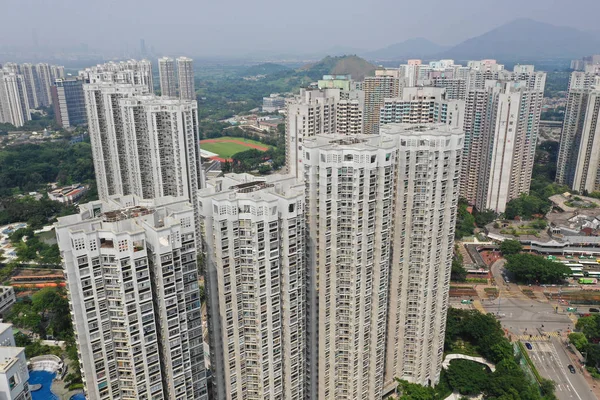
<box><xmin>1</xmin><ymin>0</ymin><xmax>600</xmax><ymax>58</ymax></box>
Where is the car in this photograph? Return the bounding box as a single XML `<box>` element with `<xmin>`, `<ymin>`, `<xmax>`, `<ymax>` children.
<box><xmin>568</xmin><ymin>364</ymin><xmax>576</xmax><ymax>374</ymax></box>
<box><xmin>525</xmin><ymin>342</ymin><xmax>532</xmax><ymax>350</ymax></box>
<box><xmin>590</xmin><ymin>308</ymin><xmax>599</xmax><ymax>313</ymax></box>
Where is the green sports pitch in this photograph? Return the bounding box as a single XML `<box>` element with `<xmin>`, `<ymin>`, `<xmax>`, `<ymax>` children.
<box><xmin>200</xmin><ymin>137</ymin><xmax>271</xmax><ymax>159</ymax></box>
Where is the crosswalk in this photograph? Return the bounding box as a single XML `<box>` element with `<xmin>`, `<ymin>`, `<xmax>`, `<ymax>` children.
<box><xmin>515</xmin><ymin>331</ymin><xmax>561</xmax><ymax>341</ymax></box>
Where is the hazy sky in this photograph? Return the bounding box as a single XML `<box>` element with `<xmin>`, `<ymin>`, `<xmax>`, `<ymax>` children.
<box><xmin>2</xmin><ymin>0</ymin><xmax>600</xmax><ymax>56</ymax></box>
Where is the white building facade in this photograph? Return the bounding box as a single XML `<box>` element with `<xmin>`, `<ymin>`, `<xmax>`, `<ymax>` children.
<box><xmin>56</xmin><ymin>196</ymin><xmax>207</xmax><ymax>400</ymax></box>
<box><xmin>177</xmin><ymin>57</ymin><xmax>195</xmax><ymax>101</ymax></box>
<box><xmin>158</xmin><ymin>57</ymin><xmax>177</xmax><ymax>98</ymax></box>
<box><xmin>380</xmin><ymin>87</ymin><xmax>465</xmax><ymax>129</ymax></box>
<box><xmin>381</xmin><ymin>124</ymin><xmax>462</xmax><ymax>390</ymax></box>
<box><xmin>556</xmin><ymin>73</ymin><xmax>600</xmax><ymax>192</ymax></box>
<box><xmin>460</xmin><ymin>72</ymin><xmax>545</xmax><ymax>213</ymax></box>
<box><xmin>198</xmin><ymin>174</ymin><xmax>305</xmax><ymax>400</ymax></box>
<box><xmin>0</xmin><ymin>323</ymin><xmax>31</xmax><ymax>400</ymax></box>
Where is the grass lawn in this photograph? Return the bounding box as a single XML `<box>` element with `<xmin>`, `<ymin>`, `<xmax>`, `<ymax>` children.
<box><xmin>200</xmin><ymin>137</ymin><xmax>272</xmax><ymax>159</ymax></box>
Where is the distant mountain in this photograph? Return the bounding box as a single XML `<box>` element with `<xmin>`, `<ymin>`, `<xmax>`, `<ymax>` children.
<box><xmin>241</xmin><ymin>63</ymin><xmax>290</xmax><ymax>76</ymax></box>
<box><xmin>440</xmin><ymin>18</ymin><xmax>600</xmax><ymax>60</ymax></box>
<box><xmin>363</xmin><ymin>38</ymin><xmax>450</xmax><ymax>60</ymax></box>
<box><xmin>299</xmin><ymin>55</ymin><xmax>376</xmax><ymax>81</ymax></box>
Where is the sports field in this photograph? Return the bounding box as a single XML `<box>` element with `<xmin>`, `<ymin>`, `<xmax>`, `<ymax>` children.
<box><xmin>200</xmin><ymin>137</ymin><xmax>271</xmax><ymax>161</ymax></box>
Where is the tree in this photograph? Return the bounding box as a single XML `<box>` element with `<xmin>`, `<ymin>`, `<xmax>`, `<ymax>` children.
<box><xmin>474</xmin><ymin>209</ymin><xmax>497</xmax><ymax>228</ymax></box>
<box><xmin>504</xmin><ymin>193</ymin><xmax>550</xmax><ymax>220</ymax></box>
<box><xmin>504</xmin><ymin>254</ymin><xmax>571</xmax><ymax>284</ymax></box>
<box><xmin>575</xmin><ymin>315</ymin><xmax>600</xmax><ymax>339</ymax></box>
<box><xmin>258</xmin><ymin>164</ymin><xmax>272</xmax><ymax>174</ymax></box>
<box><xmin>451</xmin><ymin>259</ymin><xmax>467</xmax><ymax>282</ymax></box>
<box><xmin>445</xmin><ymin>359</ymin><xmax>490</xmax><ymax>395</ymax></box>
<box><xmin>499</xmin><ymin>240</ymin><xmax>523</xmax><ymax>256</ymax></box>
<box><xmin>396</xmin><ymin>379</ymin><xmax>436</xmax><ymax>400</ymax></box>
<box><xmin>485</xmin><ymin>359</ymin><xmax>542</xmax><ymax>400</ymax></box>
<box><xmin>455</xmin><ymin>200</ymin><xmax>475</xmax><ymax>239</ymax></box>
<box><xmin>530</xmin><ymin>219</ymin><xmax>548</xmax><ymax>230</ymax></box>
<box><xmin>540</xmin><ymin>379</ymin><xmax>557</xmax><ymax>399</ymax></box>
<box><xmin>568</xmin><ymin>332</ymin><xmax>588</xmax><ymax>351</ymax></box>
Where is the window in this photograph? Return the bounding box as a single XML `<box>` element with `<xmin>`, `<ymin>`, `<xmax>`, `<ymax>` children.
<box><xmin>73</xmin><ymin>238</ymin><xmax>86</xmax><ymax>251</ymax></box>
<box><xmin>180</xmin><ymin>217</ymin><xmax>192</xmax><ymax>228</ymax></box>
<box><xmin>118</xmin><ymin>240</ymin><xmax>129</xmax><ymax>252</ymax></box>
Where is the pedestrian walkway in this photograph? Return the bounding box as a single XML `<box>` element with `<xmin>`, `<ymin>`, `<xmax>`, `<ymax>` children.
<box><xmin>472</xmin><ymin>299</ymin><xmax>486</xmax><ymax>314</ymax></box>
<box><xmin>515</xmin><ymin>331</ymin><xmax>561</xmax><ymax>341</ymax></box>
<box><xmin>516</xmin><ymin>335</ymin><xmax>550</xmax><ymax>342</ymax></box>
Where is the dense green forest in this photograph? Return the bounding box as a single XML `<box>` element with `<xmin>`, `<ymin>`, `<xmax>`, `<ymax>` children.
<box><xmin>0</xmin><ymin>140</ymin><xmax>96</xmax><ymax>227</ymax></box>
<box><xmin>0</xmin><ymin>141</ymin><xmax>94</xmax><ymax>195</ymax></box>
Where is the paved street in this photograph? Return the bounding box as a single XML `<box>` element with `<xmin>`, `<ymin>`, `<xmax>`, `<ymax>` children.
<box><xmin>481</xmin><ymin>259</ymin><xmax>597</xmax><ymax>399</ymax></box>
<box><xmin>526</xmin><ymin>340</ymin><xmax>596</xmax><ymax>400</ymax></box>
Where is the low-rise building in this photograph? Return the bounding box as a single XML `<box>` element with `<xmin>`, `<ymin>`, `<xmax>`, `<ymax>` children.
<box><xmin>486</xmin><ymin>195</ymin><xmax>600</xmax><ymax>255</ymax></box>
<box><xmin>262</xmin><ymin>94</ymin><xmax>285</xmax><ymax>112</ymax></box>
<box><xmin>47</xmin><ymin>184</ymin><xmax>88</xmax><ymax>204</ymax></box>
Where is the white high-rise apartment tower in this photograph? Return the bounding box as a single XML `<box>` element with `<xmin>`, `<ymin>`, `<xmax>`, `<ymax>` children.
<box><xmin>381</xmin><ymin>124</ymin><xmax>463</xmax><ymax>390</ymax></box>
<box><xmin>158</xmin><ymin>57</ymin><xmax>177</xmax><ymax>98</ymax></box>
<box><xmin>0</xmin><ymin>70</ymin><xmax>30</xmax><ymax>127</ymax></box>
<box><xmin>380</xmin><ymin>87</ymin><xmax>465</xmax><ymax>129</ymax></box>
<box><xmin>556</xmin><ymin>74</ymin><xmax>600</xmax><ymax>193</ymax></box>
<box><xmin>80</xmin><ymin>60</ymin><xmax>154</xmax><ymax>93</ymax></box>
<box><xmin>56</xmin><ymin>195</ymin><xmax>208</xmax><ymax>400</ymax></box>
<box><xmin>84</xmin><ymin>83</ymin><xmax>202</xmax><ymax>205</ymax></box>
<box><xmin>285</xmin><ymin>88</ymin><xmax>339</xmax><ymax>179</ymax></box>
<box><xmin>461</xmin><ymin>68</ymin><xmax>545</xmax><ymax>213</ymax></box>
<box><xmin>198</xmin><ymin>174</ymin><xmax>306</xmax><ymax>400</ymax></box>
<box><xmin>177</xmin><ymin>57</ymin><xmax>195</xmax><ymax>100</ymax></box>
<box><xmin>35</xmin><ymin>63</ymin><xmax>53</xmax><ymax>106</ymax></box>
<box><xmin>83</xmin><ymin>83</ymin><xmax>149</xmax><ymax>199</ymax></box>
<box><xmin>285</xmin><ymin>83</ymin><xmax>364</xmax><ymax>179</ymax></box>
<box><xmin>303</xmin><ymin>134</ymin><xmax>396</xmax><ymax>399</ymax></box>
<box><xmin>363</xmin><ymin>69</ymin><xmax>401</xmax><ymax>134</ymax></box>
<box><xmin>20</xmin><ymin>63</ymin><xmax>39</xmax><ymax>109</ymax></box>
<box><xmin>302</xmin><ymin>124</ymin><xmax>463</xmax><ymax>398</ymax></box>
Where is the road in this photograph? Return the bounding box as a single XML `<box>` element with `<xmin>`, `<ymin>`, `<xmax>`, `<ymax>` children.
<box><xmin>526</xmin><ymin>340</ymin><xmax>596</xmax><ymax>400</ymax></box>
<box><xmin>483</xmin><ymin>259</ymin><xmax>595</xmax><ymax>399</ymax></box>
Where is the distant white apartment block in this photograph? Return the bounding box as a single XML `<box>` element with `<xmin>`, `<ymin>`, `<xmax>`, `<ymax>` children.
<box><xmin>363</xmin><ymin>69</ymin><xmax>401</xmax><ymax>134</ymax></box>
<box><xmin>285</xmin><ymin>88</ymin><xmax>340</xmax><ymax>179</ymax></box>
<box><xmin>84</xmin><ymin>84</ymin><xmax>201</xmax><ymax>209</ymax></box>
<box><xmin>158</xmin><ymin>57</ymin><xmax>177</xmax><ymax>98</ymax></box>
<box><xmin>198</xmin><ymin>174</ymin><xmax>305</xmax><ymax>400</ymax></box>
<box><xmin>80</xmin><ymin>60</ymin><xmax>154</xmax><ymax>93</ymax></box>
<box><xmin>0</xmin><ymin>287</ymin><xmax>16</xmax><ymax>317</ymax></box>
<box><xmin>177</xmin><ymin>57</ymin><xmax>195</xmax><ymax>101</ymax></box>
<box><xmin>56</xmin><ymin>195</ymin><xmax>207</xmax><ymax>400</ymax></box>
<box><xmin>380</xmin><ymin>87</ymin><xmax>465</xmax><ymax>129</ymax></box>
<box><xmin>0</xmin><ymin>70</ymin><xmax>30</xmax><ymax>127</ymax></box>
<box><xmin>557</xmin><ymin>75</ymin><xmax>600</xmax><ymax>193</ymax></box>
<box><xmin>461</xmin><ymin>77</ymin><xmax>545</xmax><ymax>213</ymax></box>
<box><xmin>262</xmin><ymin>94</ymin><xmax>285</xmax><ymax>112</ymax></box>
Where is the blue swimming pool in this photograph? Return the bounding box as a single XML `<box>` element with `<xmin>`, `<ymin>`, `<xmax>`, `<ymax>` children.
<box><xmin>29</xmin><ymin>370</ymin><xmax>58</xmax><ymax>400</ymax></box>
<box><xmin>70</xmin><ymin>394</ymin><xmax>85</xmax><ymax>400</ymax></box>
